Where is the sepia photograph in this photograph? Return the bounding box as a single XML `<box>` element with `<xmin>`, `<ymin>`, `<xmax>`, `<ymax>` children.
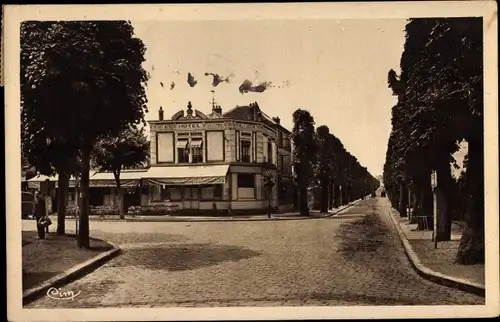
<box><xmin>4</xmin><ymin>1</ymin><xmax>499</xmax><ymax>321</ymax></box>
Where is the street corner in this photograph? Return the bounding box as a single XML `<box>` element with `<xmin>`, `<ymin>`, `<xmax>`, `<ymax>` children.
<box><xmin>22</xmin><ymin>234</ymin><xmax>121</xmax><ymax>306</ymax></box>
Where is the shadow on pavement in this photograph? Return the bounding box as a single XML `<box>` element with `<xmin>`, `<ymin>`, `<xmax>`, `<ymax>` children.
<box><xmin>327</xmin><ymin>213</ymin><xmax>366</xmax><ymax>220</ymax></box>
<box><xmin>336</xmin><ymin>212</ymin><xmax>390</xmax><ymax>259</ymax></box>
<box><xmin>307</xmin><ymin>290</ymin><xmax>417</xmax><ymax>305</ymax></box>
<box><xmin>112</xmin><ymin>243</ymin><xmax>261</xmax><ymax>271</ymax></box>
<box><xmin>23</xmin><ymin>271</ymin><xmax>59</xmax><ymax>291</ymax></box>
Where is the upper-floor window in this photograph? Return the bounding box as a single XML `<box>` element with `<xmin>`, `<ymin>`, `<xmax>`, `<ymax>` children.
<box><xmin>176</xmin><ymin>133</ymin><xmax>204</xmax><ymax>164</ymax></box>
<box><xmin>177</xmin><ymin>139</ymin><xmax>189</xmax><ymax>163</ymax></box>
<box><xmin>267</xmin><ymin>141</ymin><xmax>273</xmax><ymax>164</ymax></box>
<box><xmin>240</xmin><ymin>138</ymin><xmax>251</xmax><ymax>163</ymax></box>
<box><xmin>191</xmin><ymin>139</ymin><xmax>203</xmax><ymax>163</ymax></box>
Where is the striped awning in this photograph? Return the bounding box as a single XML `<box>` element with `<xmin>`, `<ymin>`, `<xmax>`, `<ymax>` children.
<box><xmin>143</xmin><ymin>165</ymin><xmax>229</xmax><ymax>185</ymax></box>
<box><xmin>89</xmin><ymin>170</ymin><xmax>146</xmax><ymax>187</ymax></box>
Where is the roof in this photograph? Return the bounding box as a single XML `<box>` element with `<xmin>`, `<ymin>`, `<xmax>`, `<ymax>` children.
<box><xmin>223</xmin><ymin>104</ymin><xmax>291</xmax><ymax>134</ymax></box>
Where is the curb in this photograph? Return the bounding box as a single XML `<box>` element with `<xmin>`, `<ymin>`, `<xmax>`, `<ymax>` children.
<box><xmin>42</xmin><ymin>199</ymin><xmax>367</xmax><ymax>224</ymax></box>
<box><xmin>321</xmin><ymin>198</ymin><xmax>364</xmax><ymax>219</ymax></box>
<box><xmin>125</xmin><ymin>198</ymin><xmax>364</xmax><ymax>223</ymax></box>
<box><xmin>22</xmin><ymin>235</ymin><xmax>121</xmax><ymax>305</ymax></box>
<box><xmin>384</xmin><ymin>199</ymin><xmax>485</xmax><ymax>297</ymax></box>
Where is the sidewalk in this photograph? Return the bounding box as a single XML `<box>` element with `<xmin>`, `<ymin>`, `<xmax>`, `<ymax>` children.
<box><xmin>50</xmin><ymin>199</ymin><xmax>363</xmax><ymax>223</ymax></box>
<box><xmin>22</xmin><ymin>231</ymin><xmax>120</xmax><ymax>305</ymax></box>
<box><xmin>385</xmin><ymin>199</ymin><xmax>485</xmax><ymax>295</ymax></box>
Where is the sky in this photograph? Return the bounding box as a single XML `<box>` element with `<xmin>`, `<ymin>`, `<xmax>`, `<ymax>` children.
<box><xmin>131</xmin><ymin>19</ymin><xmax>408</xmax><ymax>177</ymax></box>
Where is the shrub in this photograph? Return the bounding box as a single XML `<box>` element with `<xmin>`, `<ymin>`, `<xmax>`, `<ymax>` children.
<box><xmin>128</xmin><ymin>204</ymin><xmax>179</xmax><ymax>216</ymax></box>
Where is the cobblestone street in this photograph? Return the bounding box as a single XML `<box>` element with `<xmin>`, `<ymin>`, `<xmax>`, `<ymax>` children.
<box><xmin>24</xmin><ymin>198</ymin><xmax>484</xmax><ymax>307</ymax></box>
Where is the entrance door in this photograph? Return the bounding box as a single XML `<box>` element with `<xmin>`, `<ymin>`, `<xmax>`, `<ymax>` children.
<box><xmin>123</xmin><ymin>189</ymin><xmax>141</xmax><ymax>211</ymax></box>
<box><xmin>190</xmin><ymin>186</ymin><xmax>199</xmax><ymax>209</ymax></box>
<box><xmin>182</xmin><ymin>186</ymin><xmax>200</xmax><ymax>210</ymax></box>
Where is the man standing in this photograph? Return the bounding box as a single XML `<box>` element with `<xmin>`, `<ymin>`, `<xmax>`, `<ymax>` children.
<box><xmin>35</xmin><ymin>193</ymin><xmax>46</xmax><ymax>239</ymax></box>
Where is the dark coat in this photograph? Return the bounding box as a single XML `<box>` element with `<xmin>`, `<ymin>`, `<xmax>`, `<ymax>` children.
<box><xmin>35</xmin><ymin>196</ymin><xmax>46</xmax><ymax>219</ymax></box>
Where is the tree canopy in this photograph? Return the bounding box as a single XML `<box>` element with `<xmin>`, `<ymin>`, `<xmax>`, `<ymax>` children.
<box><xmin>21</xmin><ymin>20</ymin><xmax>150</xmax><ymax>247</ymax></box>
<box><xmin>383</xmin><ymin>18</ymin><xmax>483</xmax><ymax>264</ymax></box>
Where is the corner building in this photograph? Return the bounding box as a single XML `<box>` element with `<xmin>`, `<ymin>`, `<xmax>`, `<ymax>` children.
<box><xmin>145</xmin><ymin>101</ymin><xmax>294</xmax><ymax>215</ymax></box>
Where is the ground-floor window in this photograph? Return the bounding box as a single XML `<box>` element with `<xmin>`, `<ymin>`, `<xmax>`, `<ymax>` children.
<box><xmin>152</xmin><ymin>185</ymin><xmax>183</xmax><ymax>201</ymax></box>
<box><xmin>89</xmin><ymin>187</ymin><xmax>108</xmax><ymax>206</ymax></box>
<box><xmin>237</xmin><ymin>173</ymin><xmax>255</xmax><ymax>188</ymax></box>
<box><xmin>201</xmin><ymin>185</ymin><xmax>223</xmax><ymax>200</ymax></box>
<box><xmin>151</xmin><ymin>184</ymin><xmax>225</xmax><ymax>202</ymax></box>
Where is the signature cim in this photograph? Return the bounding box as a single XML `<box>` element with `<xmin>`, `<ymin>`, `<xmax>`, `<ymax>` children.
<box><xmin>46</xmin><ymin>287</ymin><xmax>81</xmax><ymax>301</ymax></box>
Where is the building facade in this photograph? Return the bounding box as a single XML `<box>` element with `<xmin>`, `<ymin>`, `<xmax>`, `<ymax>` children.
<box><xmin>27</xmin><ymin>101</ymin><xmax>295</xmax><ymax>215</ymax></box>
<box><xmin>144</xmin><ymin>101</ymin><xmax>293</xmax><ymax>214</ymax></box>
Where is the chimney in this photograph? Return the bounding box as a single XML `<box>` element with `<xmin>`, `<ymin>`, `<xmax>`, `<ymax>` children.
<box><xmin>159</xmin><ymin>106</ymin><xmax>164</xmax><ymax>120</ymax></box>
<box><xmin>250</xmin><ymin>102</ymin><xmax>260</xmax><ymax>121</ymax></box>
<box><xmin>272</xmin><ymin>117</ymin><xmax>280</xmax><ymax>124</ymax></box>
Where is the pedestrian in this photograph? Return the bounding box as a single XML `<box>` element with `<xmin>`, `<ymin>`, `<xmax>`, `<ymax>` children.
<box><xmin>34</xmin><ymin>193</ymin><xmax>46</xmax><ymax>239</ymax></box>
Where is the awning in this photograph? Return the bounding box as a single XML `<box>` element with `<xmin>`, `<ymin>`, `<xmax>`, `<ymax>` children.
<box><xmin>143</xmin><ymin>165</ymin><xmax>230</xmax><ymax>185</ymax></box>
<box><xmin>89</xmin><ymin>170</ymin><xmax>146</xmax><ymax>187</ymax></box>
<box><xmin>190</xmin><ymin>139</ymin><xmax>203</xmax><ymax>148</ymax></box>
<box><xmin>176</xmin><ymin>140</ymin><xmax>188</xmax><ymax>148</ymax></box>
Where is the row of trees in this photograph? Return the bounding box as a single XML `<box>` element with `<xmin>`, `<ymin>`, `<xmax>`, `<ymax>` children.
<box><xmin>383</xmin><ymin>18</ymin><xmax>483</xmax><ymax>264</ymax></box>
<box><xmin>21</xmin><ymin>21</ymin><xmax>150</xmax><ymax>248</ymax></box>
<box><xmin>291</xmin><ymin>109</ymin><xmax>380</xmax><ymax>216</ymax></box>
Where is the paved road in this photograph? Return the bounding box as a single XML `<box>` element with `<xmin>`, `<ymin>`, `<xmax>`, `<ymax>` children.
<box><xmin>24</xmin><ymin>198</ymin><xmax>484</xmax><ymax>307</ymax></box>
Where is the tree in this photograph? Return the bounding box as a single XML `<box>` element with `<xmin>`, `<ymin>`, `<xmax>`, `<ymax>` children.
<box><xmin>92</xmin><ymin>126</ymin><xmax>149</xmax><ymax>219</ymax></box>
<box><xmin>261</xmin><ymin>170</ymin><xmax>276</xmax><ymax>218</ymax></box>
<box><xmin>314</xmin><ymin>125</ymin><xmax>333</xmax><ymax>213</ymax></box>
<box><xmin>21</xmin><ymin>21</ymin><xmax>149</xmax><ymax>248</ymax></box>
<box><xmin>292</xmin><ymin>109</ymin><xmax>317</xmax><ymax>216</ymax></box>
<box><xmin>383</xmin><ymin>18</ymin><xmax>483</xmax><ymax>263</ymax></box>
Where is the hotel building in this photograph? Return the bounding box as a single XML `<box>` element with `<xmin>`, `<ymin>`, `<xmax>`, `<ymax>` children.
<box><xmin>27</xmin><ymin>101</ymin><xmax>295</xmax><ymax>215</ymax></box>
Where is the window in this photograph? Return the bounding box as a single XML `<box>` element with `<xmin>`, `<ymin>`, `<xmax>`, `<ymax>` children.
<box><xmin>214</xmin><ymin>185</ymin><xmax>222</xmax><ymax>199</ymax></box>
<box><xmin>177</xmin><ymin>139</ymin><xmax>189</xmax><ymax>163</ymax></box>
<box><xmin>183</xmin><ymin>187</ymin><xmax>192</xmax><ymax>200</ymax></box>
<box><xmin>241</xmin><ymin>140</ymin><xmax>251</xmax><ymax>162</ymax></box>
<box><xmin>267</xmin><ymin>141</ymin><xmax>273</xmax><ymax>164</ymax></box>
<box><xmin>191</xmin><ymin>139</ymin><xmax>203</xmax><ymax>163</ymax></box>
<box><xmin>182</xmin><ymin>186</ymin><xmax>199</xmax><ymax>200</ymax></box>
<box><xmin>169</xmin><ymin>187</ymin><xmax>182</xmax><ymax>200</ymax></box>
<box><xmin>237</xmin><ymin>173</ymin><xmax>255</xmax><ymax>188</ymax></box>
<box><xmin>201</xmin><ymin>185</ymin><xmax>223</xmax><ymax>200</ymax></box>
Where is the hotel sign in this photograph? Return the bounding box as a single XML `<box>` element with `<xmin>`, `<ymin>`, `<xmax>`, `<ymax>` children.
<box><xmin>151</xmin><ymin>121</ymin><xmax>276</xmax><ymax>138</ymax></box>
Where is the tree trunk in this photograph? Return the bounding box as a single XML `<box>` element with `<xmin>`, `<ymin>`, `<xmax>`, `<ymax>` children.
<box><xmin>398</xmin><ymin>181</ymin><xmax>408</xmax><ymax>217</ymax></box>
<box><xmin>268</xmin><ymin>191</ymin><xmax>271</xmax><ymax>218</ymax></box>
<box><xmin>329</xmin><ymin>181</ymin><xmax>335</xmax><ymax>210</ymax></box>
<box><xmin>418</xmin><ymin>171</ymin><xmax>434</xmax><ymax>230</ymax></box>
<box><xmin>299</xmin><ymin>183</ymin><xmax>309</xmax><ymax>216</ymax></box>
<box><xmin>412</xmin><ymin>181</ymin><xmax>422</xmax><ymax>225</ymax></box>
<box><xmin>77</xmin><ymin>147</ymin><xmax>91</xmax><ymax>249</ymax></box>
<box><xmin>56</xmin><ymin>171</ymin><xmax>70</xmax><ymax>235</ymax></box>
<box><xmin>410</xmin><ymin>186</ymin><xmax>418</xmax><ymax>224</ymax></box>
<box><xmin>455</xmin><ymin>138</ymin><xmax>484</xmax><ymax>264</ymax></box>
<box><xmin>435</xmin><ymin>160</ymin><xmax>453</xmax><ymax>241</ymax></box>
<box><xmin>320</xmin><ymin>179</ymin><xmax>329</xmax><ymax>213</ymax></box>
<box><xmin>113</xmin><ymin>171</ymin><xmax>124</xmax><ymax>220</ymax></box>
